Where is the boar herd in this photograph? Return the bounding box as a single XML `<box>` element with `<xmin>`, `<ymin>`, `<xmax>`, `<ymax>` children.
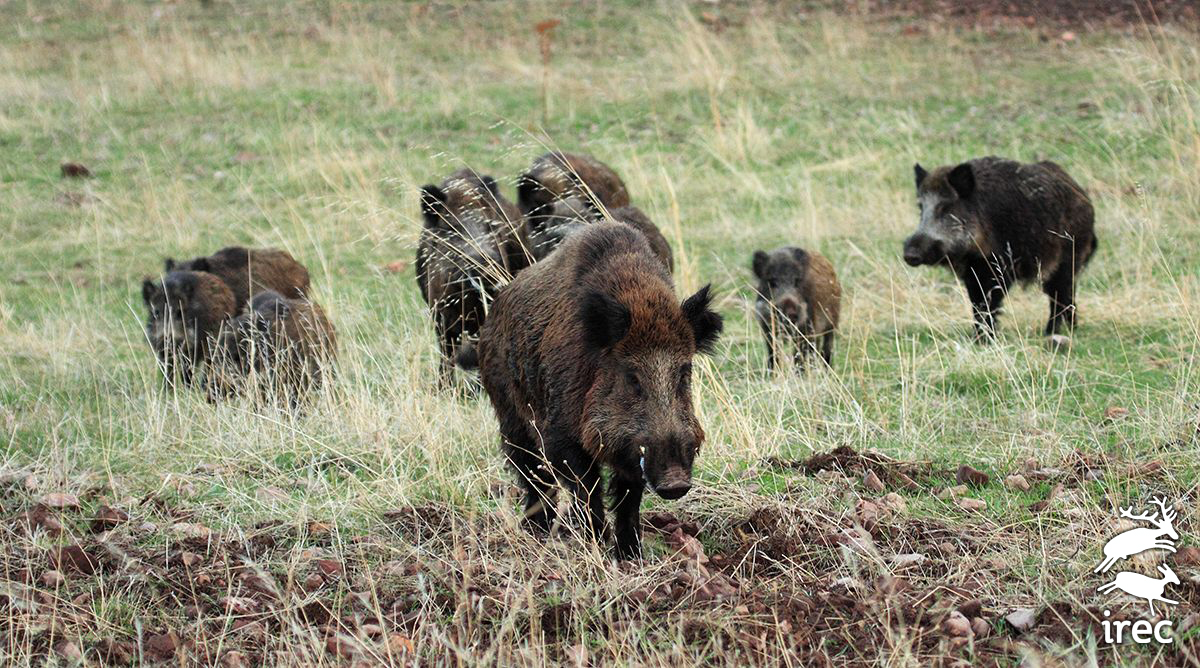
<box><xmin>142</xmin><ymin>246</ymin><xmax>336</xmax><ymax>407</ymax></box>
<box><xmin>140</xmin><ymin>150</ymin><xmax>1097</xmax><ymax>558</ymax></box>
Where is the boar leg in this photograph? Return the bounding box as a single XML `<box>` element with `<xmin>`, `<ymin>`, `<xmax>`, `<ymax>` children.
<box><xmin>610</xmin><ymin>475</ymin><xmax>644</xmax><ymax>560</ymax></box>
<box><xmin>550</xmin><ymin>446</ymin><xmax>606</xmax><ymax>544</ymax></box>
<box><xmin>758</xmin><ymin>320</ymin><xmax>780</xmax><ymax>371</ymax></box>
<box><xmin>502</xmin><ymin>432</ymin><xmax>558</xmax><ymax>535</ymax></box>
<box><xmin>961</xmin><ymin>262</ymin><xmax>1008</xmax><ymax>342</ymax></box>
<box><xmin>821</xmin><ymin>332</ymin><xmax>835</xmax><ymax>366</ymax></box>
<box><xmin>1042</xmin><ymin>263</ymin><xmax>1076</xmax><ymax>335</ymax></box>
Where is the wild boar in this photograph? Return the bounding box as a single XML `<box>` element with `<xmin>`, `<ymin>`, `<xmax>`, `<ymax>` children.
<box><xmin>516</xmin><ymin>152</ymin><xmax>631</xmax><ymax>224</ymax></box>
<box><xmin>477</xmin><ymin>222</ymin><xmax>723</xmax><ymax>559</ymax></box>
<box><xmin>166</xmin><ymin>246</ymin><xmax>310</xmax><ymax>312</ymax></box>
<box><xmin>752</xmin><ymin>247</ymin><xmax>841</xmax><ymax>370</ymax></box>
<box><xmin>527</xmin><ymin>195</ymin><xmax>674</xmax><ymax>271</ymax></box>
<box><xmin>903</xmin><ymin>157</ymin><xmax>1097</xmax><ymax>340</ymax></box>
<box><xmin>416</xmin><ymin>170</ymin><xmax>521</xmax><ymax>385</ymax></box>
<box><xmin>142</xmin><ymin>270</ymin><xmax>238</xmax><ymax>387</ymax></box>
<box><xmin>216</xmin><ymin>291</ymin><xmax>337</xmax><ymax>406</ymax></box>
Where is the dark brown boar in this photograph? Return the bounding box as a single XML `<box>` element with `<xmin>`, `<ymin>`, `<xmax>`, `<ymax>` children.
<box><xmin>752</xmin><ymin>247</ymin><xmax>841</xmax><ymax>371</ymax></box>
<box><xmin>477</xmin><ymin>222</ymin><xmax>723</xmax><ymax>559</ymax></box>
<box><xmin>215</xmin><ymin>291</ymin><xmax>337</xmax><ymax>407</ymax></box>
<box><xmin>165</xmin><ymin>247</ymin><xmax>310</xmax><ymax>312</ymax></box>
<box><xmin>902</xmin><ymin>157</ymin><xmax>1097</xmax><ymax>340</ymax></box>
<box><xmin>516</xmin><ymin>152</ymin><xmax>631</xmax><ymax>225</ymax></box>
<box><xmin>526</xmin><ymin>195</ymin><xmax>674</xmax><ymax>271</ymax></box>
<box><xmin>416</xmin><ymin>170</ymin><xmax>522</xmax><ymax>385</ymax></box>
<box><xmin>142</xmin><ymin>270</ymin><xmax>238</xmax><ymax>387</ymax></box>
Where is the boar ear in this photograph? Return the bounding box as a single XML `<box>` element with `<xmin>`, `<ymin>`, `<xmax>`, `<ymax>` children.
<box><xmin>163</xmin><ymin>258</ymin><xmax>177</xmax><ymax>272</ymax></box>
<box><xmin>419</xmin><ymin>185</ymin><xmax>449</xmax><ymax>228</ymax></box>
<box><xmin>682</xmin><ymin>284</ymin><xmax>724</xmax><ymax>354</ymax></box>
<box><xmin>516</xmin><ymin>173</ymin><xmax>546</xmax><ymax>216</ymax></box>
<box><xmin>189</xmin><ymin>258</ymin><xmax>211</xmax><ymax>273</ymax></box>
<box><xmin>480</xmin><ymin>175</ymin><xmax>501</xmax><ymax>197</ymax></box>
<box><xmin>751</xmin><ymin>251</ymin><xmax>768</xmax><ymax>279</ymax></box>
<box><xmin>913</xmin><ymin>163</ymin><xmax>928</xmax><ymax>190</ymax></box>
<box><xmin>142</xmin><ymin>278</ymin><xmax>158</xmax><ymax>305</ymax></box>
<box><xmin>947</xmin><ymin>163</ymin><xmax>975</xmax><ymax>198</ymax></box>
<box><xmin>580</xmin><ymin>291</ymin><xmax>631</xmax><ymax>351</ymax></box>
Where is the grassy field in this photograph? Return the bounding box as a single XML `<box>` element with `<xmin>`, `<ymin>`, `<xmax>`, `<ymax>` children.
<box><xmin>2</xmin><ymin>1</ymin><xmax>1199</xmax><ymax>665</ymax></box>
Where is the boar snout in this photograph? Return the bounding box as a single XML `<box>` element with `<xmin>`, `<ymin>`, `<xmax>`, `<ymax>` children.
<box><xmin>903</xmin><ymin>234</ymin><xmax>942</xmax><ymax>267</ymax></box>
<box><xmin>653</xmin><ymin>466</ymin><xmax>692</xmax><ymax>500</ymax></box>
<box><xmin>777</xmin><ymin>295</ymin><xmax>801</xmax><ymax>320</ymax></box>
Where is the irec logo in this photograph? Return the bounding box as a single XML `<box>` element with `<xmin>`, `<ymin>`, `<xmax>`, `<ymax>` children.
<box><xmin>1094</xmin><ymin>496</ymin><xmax>1181</xmax><ymax>645</ymax></box>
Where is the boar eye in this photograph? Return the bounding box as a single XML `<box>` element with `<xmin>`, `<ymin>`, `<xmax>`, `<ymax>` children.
<box><xmin>626</xmin><ymin>371</ymin><xmax>642</xmax><ymax>395</ymax></box>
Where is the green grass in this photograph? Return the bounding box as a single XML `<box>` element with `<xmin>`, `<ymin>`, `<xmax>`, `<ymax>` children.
<box><xmin>1</xmin><ymin>1</ymin><xmax>1198</xmax><ymax>665</ymax></box>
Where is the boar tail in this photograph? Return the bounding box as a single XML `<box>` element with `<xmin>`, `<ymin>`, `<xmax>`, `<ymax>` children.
<box><xmin>455</xmin><ymin>343</ymin><xmax>479</xmax><ymax>371</ymax></box>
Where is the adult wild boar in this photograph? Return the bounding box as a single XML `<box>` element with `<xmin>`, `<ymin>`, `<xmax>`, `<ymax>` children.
<box><xmin>527</xmin><ymin>195</ymin><xmax>674</xmax><ymax>271</ymax></box>
<box><xmin>142</xmin><ymin>270</ymin><xmax>238</xmax><ymax>387</ymax></box>
<box><xmin>477</xmin><ymin>222</ymin><xmax>723</xmax><ymax>559</ymax></box>
<box><xmin>417</xmin><ymin>169</ymin><xmax>526</xmax><ymax>384</ymax></box>
<box><xmin>166</xmin><ymin>246</ymin><xmax>310</xmax><ymax>312</ymax></box>
<box><xmin>517</xmin><ymin>152</ymin><xmax>631</xmax><ymax>224</ymax></box>
<box><xmin>215</xmin><ymin>291</ymin><xmax>337</xmax><ymax>406</ymax></box>
<box><xmin>903</xmin><ymin>157</ymin><xmax>1097</xmax><ymax>340</ymax></box>
<box><xmin>752</xmin><ymin>247</ymin><xmax>841</xmax><ymax>370</ymax></box>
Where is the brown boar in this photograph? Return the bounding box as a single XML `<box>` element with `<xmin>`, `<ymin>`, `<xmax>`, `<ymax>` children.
<box><xmin>527</xmin><ymin>195</ymin><xmax>674</xmax><ymax>271</ymax></box>
<box><xmin>752</xmin><ymin>247</ymin><xmax>841</xmax><ymax>371</ymax></box>
<box><xmin>216</xmin><ymin>291</ymin><xmax>337</xmax><ymax>407</ymax></box>
<box><xmin>477</xmin><ymin>222</ymin><xmax>723</xmax><ymax>559</ymax></box>
<box><xmin>142</xmin><ymin>270</ymin><xmax>238</xmax><ymax>387</ymax></box>
<box><xmin>903</xmin><ymin>157</ymin><xmax>1097</xmax><ymax>340</ymax></box>
<box><xmin>416</xmin><ymin>171</ymin><xmax>521</xmax><ymax>385</ymax></box>
<box><xmin>166</xmin><ymin>247</ymin><xmax>310</xmax><ymax>312</ymax></box>
<box><xmin>517</xmin><ymin>152</ymin><xmax>631</xmax><ymax>225</ymax></box>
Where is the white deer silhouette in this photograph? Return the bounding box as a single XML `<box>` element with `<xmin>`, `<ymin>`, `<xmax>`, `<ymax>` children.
<box><xmin>1097</xmin><ymin>564</ymin><xmax>1180</xmax><ymax>615</ymax></box>
<box><xmin>1093</xmin><ymin>497</ymin><xmax>1178</xmax><ymax>574</ymax></box>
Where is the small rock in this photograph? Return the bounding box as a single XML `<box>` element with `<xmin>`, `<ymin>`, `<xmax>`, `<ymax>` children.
<box><xmin>1175</xmin><ymin>547</ymin><xmax>1200</xmax><ymax>567</ymax></box>
<box><xmin>178</xmin><ymin>552</ymin><xmax>203</xmax><ymax>568</ymax></box>
<box><xmin>938</xmin><ymin>485</ymin><xmax>968</xmax><ymax>499</ymax></box>
<box><xmin>360</xmin><ymin>623</ymin><xmax>384</xmax><ymax>638</ymax></box>
<box><xmin>60</xmin><ymin>162</ymin><xmax>92</xmax><ymax>178</ymax></box>
<box><xmin>938</xmin><ymin>541</ymin><xmax>959</xmax><ymax>555</ymax></box>
<box><xmin>956</xmin><ymin>465</ymin><xmax>990</xmax><ymax>488</ymax></box>
<box><xmin>1004</xmin><ymin>474</ymin><xmax>1031</xmax><ymax>491</ymax></box>
<box><xmin>171</xmin><ymin>522</ymin><xmax>213</xmax><ymax>539</ymax></box>
<box><xmin>304</xmin><ymin>573</ymin><xmax>325</xmax><ymax>592</ymax></box>
<box><xmin>316</xmin><ymin>559</ymin><xmax>343</xmax><ymax>577</ymax></box>
<box><xmin>1047</xmin><ymin>334</ymin><xmax>1071</xmax><ymax>351</ymax></box>
<box><xmin>958</xmin><ymin>498</ymin><xmax>987</xmax><ymax>512</ymax></box>
<box><xmin>42</xmin><ymin>570</ymin><xmax>66</xmax><ymax>587</ymax></box>
<box><xmin>222</xmin><ymin>651</ymin><xmax>249</xmax><ymax>668</ymax></box>
<box><xmin>388</xmin><ymin>633</ymin><xmax>414</xmax><ymax>654</ymax></box>
<box><xmin>146</xmin><ymin>632</ymin><xmax>179</xmax><ymax>660</ymax></box>
<box><xmin>91</xmin><ymin>505</ymin><xmax>129</xmax><ymax>531</ymax></box>
<box><xmin>53</xmin><ymin>639</ymin><xmax>84</xmax><ymax>662</ymax></box>
<box><xmin>1103</xmin><ymin>406</ymin><xmax>1129</xmax><ymax>422</ymax></box>
<box><xmin>880</xmin><ymin>492</ymin><xmax>907</xmax><ymax>513</ymax></box>
<box><xmin>1060</xmin><ymin>31</ymin><xmax>1077</xmax><ymax>42</ymax></box>
<box><xmin>942</xmin><ymin>610</ymin><xmax>972</xmax><ymax>637</ymax></box>
<box><xmin>50</xmin><ymin>545</ymin><xmax>99</xmax><ymax>575</ymax></box>
<box><xmin>971</xmin><ymin>616</ymin><xmax>990</xmax><ymax>638</ymax></box>
<box><xmin>958</xmin><ymin>599</ymin><xmax>983</xmax><ymax>618</ymax></box>
<box><xmin>890</xmin><ymin>553</ymin><xmax>926</xmax><ymax>569</ymax></box>
<box><xmin>1005</xmin><ymin>608</ymin><xmax>1038</xmax><ymax>633</ymax></box>
<box><xmin>862</xmin><ymin>470</ymin><xmax>885</xmax><ymax>493</ymax></box>
<box><xmin>40</xmin><ymin>492</ymin><xmax>81</xmax><ymax>509</ymax></box>
<box><xmin>854</xmin><ymin>499</ymin><xmax>880</xmax><ymax>531</ymax></box>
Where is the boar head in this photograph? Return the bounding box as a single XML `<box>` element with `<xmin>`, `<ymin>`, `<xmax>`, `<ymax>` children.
<box><xmin>578</xmin><ymin>284</ymin><xmax>723</xmax><ymax>500</ymax></box>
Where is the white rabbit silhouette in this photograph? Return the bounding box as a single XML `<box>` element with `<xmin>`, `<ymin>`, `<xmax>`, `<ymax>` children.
<box><xmin>1097</xmin><ymin>564</ymin><xmax>1180</xmax><ymax>615</ymax></box>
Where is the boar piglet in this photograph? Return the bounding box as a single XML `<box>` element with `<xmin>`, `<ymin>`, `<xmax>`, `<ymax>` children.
<box><xmin>417</xmin><ymin>169</ymin><xmax>523</xmax><ymax>386</ymax></box>
<box><xmin>903</xmin><ymin>157</ymin><xmax>1097</xmax><ymax>340</ymax></box>
<box><xmin>166</xmin><ymin>246</ymin><xmax>311</xmax><ymax>313</ymax></box>
<box><xmin>477</xmin><ymin>222</ymin><xmax>722</xmax><ymax>559</ymax></box>
<box><xmin>216</xmin><ymin>291</ymin><xmax>337</xmax><ymax>407</ymax></box>
<box><xmin>752</xmin><ymin>247</ymin><xmax>841</xmax><ymax>371</ymax></box>
<box><xmin>142</xmin><ymin>270</ymin><xmax>238</xmax><ymax>387</ymax></box>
